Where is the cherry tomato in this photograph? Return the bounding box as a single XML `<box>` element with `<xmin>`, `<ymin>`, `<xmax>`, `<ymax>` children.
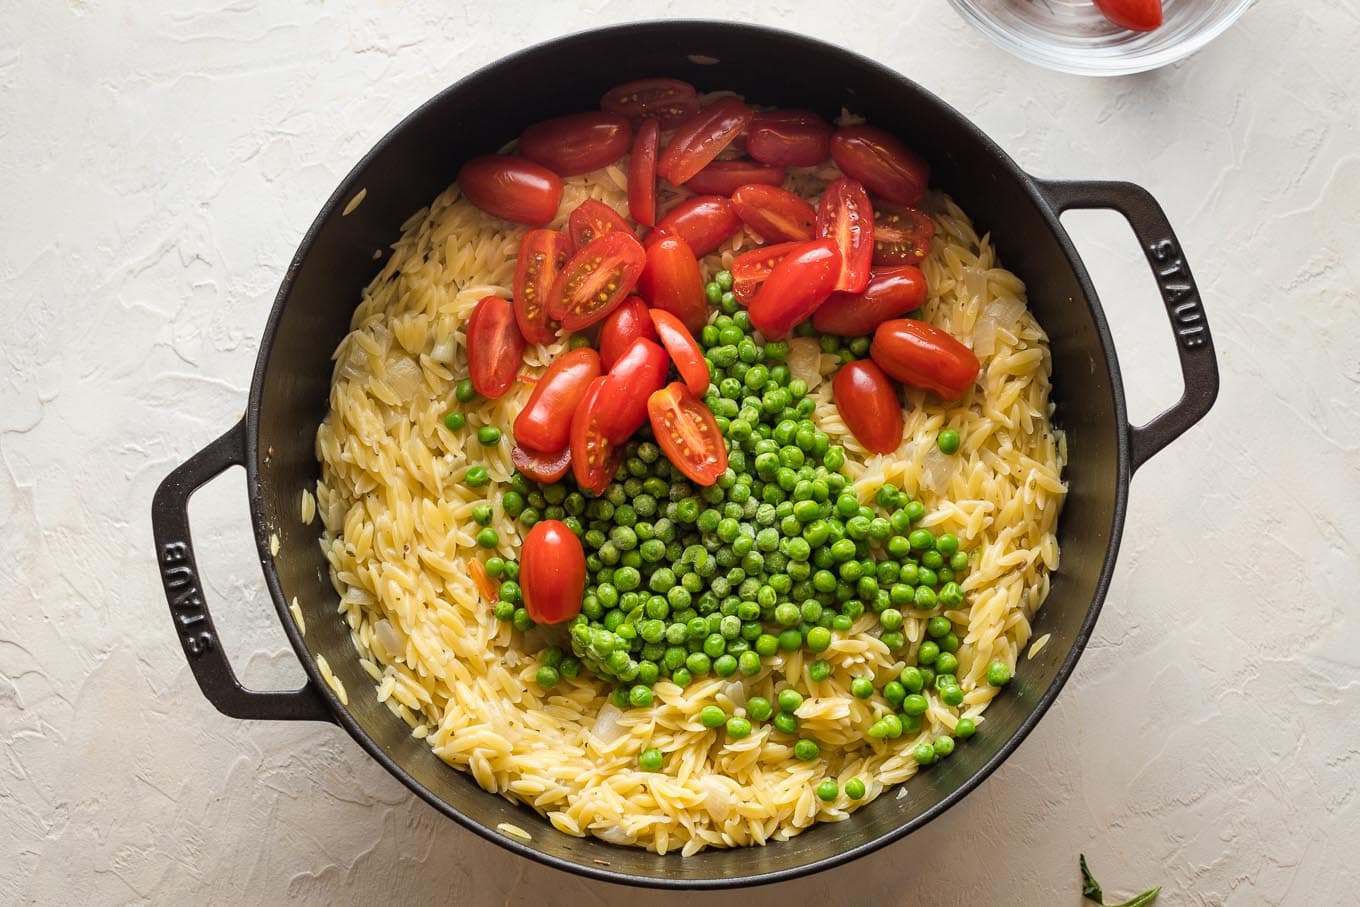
<box><xmin>746</xmin><ymin>109</ymin><xmax>833</xmax><ymax>167</ymax></box>
<box><xmin>649</xmin><ymin>309</ymin><xmax>710</xmax><ymax>395</ymax></box>
<box><xmin>648</xmin><ymin>195</ymin><xmax>741</xmax><ymax>258</ymax></box>
<box><xmin>569</xmin><ymin>377</ymin><xmax>620</xmax><ymax>495</ymax></box>
<box><xmin>812</xmin><ymin>265</ymin><xmax>927</xmax><ymax>336</ymax></box>
<box><xmin>656</xmin><ymin>97</ymin><xmax>753</xmax><ymax>186</ymax></box>
<box><xmin>628</xmin><ymin>118</ymin><xmax>660</xmax><ymax>227</ymax></box>
<box><xmin>457</xmin><ymin>156</ymin><xmax>563</xmax><ymax>226</ymax></box>
<box><xmin>1093</xmin><ymin>0</ymin><xmax>1163</xmax><ymax>31</ymax></box>
<box><xmin>832</xmin><ymin>360</ymin><xmax>903</xmax><ymax>455</ymax></box>
<box><xmin>466</xmin><ymin>295</ymin><xmax>526</xmax><ymax>399</ymax></box>
<box><xmin>637</xmin><ymin>234</ymin><xmax>708</xmax><ymax>334</ymax></box>
<box><xmin>519</xmin><ymin>112</ymin><xmax>632</xmax><ymax>177</ymax></box>
<box><xmin>730</xmin><ymin>241</ymin><xmax>804</xmax><ymax>303</ymax></box>
<box><xmin>514</xmin><ymin>347</ymin><xmax>602</xmax><ymax>453</ymax></box>
<box><xmin>568</xmin><ymin>199</ymin><xmax>633</xmax><ymax>251</ymax></box>
<box><xmin>747</xmin><ymin>238</ymin><xmax>841</xmax><ymax>339</ymax></box>
<box><xmin>870</xmin><ymin>318</ymin><xmax>980</xmax><ymax>401</ymax></box>
<box><xmin>596</xmin><ymin>337</ymin><xmax>669</xmax><ymax>444</ymax></box>
<box><xmin>683</xmin><ymin>160</ymin><xmax>786</xmax><ymax>196</ymax></box>
<box><xmin>512</xmin><ymin>229</ymin><xmax>569</xmax><ymax>344</ymax></box>
<box><xmin>598</xmin><ymin>296</ymin><xmax>657</xmax><ymax>371</ymax></box>
<box><xmin>731</xmin><ymin>184</ymin><xmax>818</xmax><ymax>243</ymax></box>
<box><xmin>547</xmin><ymin>231</ymin><xmax>647</xmax><ymax>331</ymax></box>
<box><xmin>512</xmin><ymin>444</ymin><xmax>573</xmax><ymax>484</ymax></box>
<box><xmin>601</xmin><ymin>77</ymin><xmax>699</xmax><ymax>125</ymax></box>
<box><xmin>520</xmin><ymin>519</ymin><xmax>586</xmax><ymax>624</ymax></box>
<box><xmin>647</xmin><ymin>383</ymin><xmax>728</xmax><ymax>486</ymax></box>
<box><xmin>872</xmin><ymin>204</ymin><xmax>935</xmax><ymax>267</ymax></box>
<box><xmin>829</xmin><ymin>126</ymin><xmax>929</xmax><ymax>207</ymax></box>
<box><xmin>817</xmin><ymin>178</ymin><xmax>875</xmax><ymax>294</ymax></box>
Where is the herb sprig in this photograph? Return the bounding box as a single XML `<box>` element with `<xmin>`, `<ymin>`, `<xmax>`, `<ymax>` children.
<box><xmin>1080</xmin><ymin>855</ymin><xmax>1161</xmax><ymax>907</ymax></box>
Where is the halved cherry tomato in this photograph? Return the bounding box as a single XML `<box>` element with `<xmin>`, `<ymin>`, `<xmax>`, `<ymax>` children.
<box><xmin>569</xmin><ymin>377</ymin><xmax>623</xmax><ymax>496</ymax></box>
<box><xmin>746</xmin><ymin>109</ymin><xmax>833</xmax><ymax>167</ymax></box>
<box><xmin>647</xmin><ymin>382</ymin><xmax>728</xmax><ymax>486</ymax></box>
<box><xmin>872</xmin><ymin>204</ymin><xmax>935</xmax><ymax>267</ymax></box>
<box><xmin>512</xmin><ymin>444</ymin><xmax>573</xmax><ymax>484</ymax></box>
<box><xmin>520</xmin><ymin>519</ymin><xmax>586</xmax><ymax>624</ymax></box>
<box><xmin>601</xmin><ymin>77</ymin><xmax>699</xmax><ymax>125</ymax></box>
<box><xmin>730</xmin><ymin>241</ymin><xmax>803</xmax><ymax>303</ymax></box>
<box><xmin>656</xmin><ymin>97</ymin><xmax>753</xmax><ymax>186</ymax></box>
<box><xmin>598</xmin><ymin>296</ymin><xmax>657</xmax><ymax>370</ymax></box>
<box><xmin>596</xmin><ymin>337</ymin><xmax>669</xmax><ymax>444</ymax></box>
<box><xmin>832</xmin><ymin>360</ymin><xmax>903</xmax><ymax>455</ymax></box>
<box><xmin>747</xmin><ymin>238</ymin><xmax>841</xmax><ymax>339</ymax></box>
<box><xmin>1093</xmin><ymin>0</ymin><xmax>1163</xmax><ymax>31</ymax></box>
<box><xmin>457</xmin><ymin>156</ymin><xmax>563</xmax><ymax>226</ymax></box>
<box><xmin>649</xmin><ymin>309</ymin><xmax>709</xmax><ymax>395</ymax></box>
<box><xmin>817</xmin><ymin>178</ymin><xmax>875</xmax><ymax>294</ymax></box>
<box><xmin>512</xmin><ymin>229</ymin><xmax>569</xmax><ymax>344</ymax></box>
<box><xmin>829</xmin><ymin>126</ymin><xmax>929</xmax><ymax>207</ymax></box>
<box><xmin>647</xmin><ymin>195</ymin><xmax>741</xmax><ymax>258</ymax></box>
<box><xmin>628</xmin><ymin>118</ymin><xmax>660</xmax><ymax>227</ymax></box>
<box><xmin>470</xmin><ymin>557</ymin><xmax>500</xmax><ymax>603</ymax></box>
<box><xmin>684</xmin><ymin>160</ymin><xmax>786</xmax><ymax>196</ymax></box>
<box><xmin>519</xmin><ymin>112</ymin><xmax>632</xmax><ymax>177</ymax></box>
<box><xmin>637</xmin><ymin>235</ymin><xmax>707</xmax><ymax>334</ymax></box>
<box><xmin>731</xmin><ymin>184</ymin><xmax>818</xmax><ymax>243</ymax></box>
<box><xmin>812</xmin><ymin>266</ymin><xmax>927</xmax><ymax>336</ymax></box>
<box><xmin>568</xmin><ymin>199</ymin><xmax>633</xmax><ymax>251</ymax></box>
<box><xmin>547</xmin><ymin>231</ymin><xmax>647</xmax><ymax>331</ymax></box>
<box><xmin>466</xmin><ymin>295</ymin><xmax>526</xmax><ymax>398</ymax></box>
<box><xmin>870</xmin><ymin>318</ymin><xmax>980</xmax><ymax>401</ymax></box>
<box><xmin>514</xmin><ymin>347</ymin><xmax>602</xmax><ymax>452</ymax></box>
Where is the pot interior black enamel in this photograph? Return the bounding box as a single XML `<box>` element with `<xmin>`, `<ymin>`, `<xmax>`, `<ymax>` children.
<box><xmin>153</xmin><ymin>21</ymin><xmax>1217</xmax><ymax>888</ymax></box>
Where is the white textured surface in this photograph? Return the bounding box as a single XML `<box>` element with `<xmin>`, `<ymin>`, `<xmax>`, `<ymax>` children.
<box><xmin>2</xmin><ymin>2</ymin><xmax>1358</xmax><ymax>904</ymax></box>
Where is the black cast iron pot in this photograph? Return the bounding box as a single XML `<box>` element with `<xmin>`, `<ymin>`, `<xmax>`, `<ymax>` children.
<box><xmin>152</xmin><ymin>21</ymin><xmax>1218</xmax><ymax>888</ymax></box>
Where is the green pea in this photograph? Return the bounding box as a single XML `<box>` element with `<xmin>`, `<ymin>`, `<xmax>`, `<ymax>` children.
<box><xmin>700</xmin><ymin>705</ymin><xmax>726</xmax><ymax>728</ymax></box>
<box><xmin>476</xmin><ymin>426</ymin><xmax>501</xmax><ymax>446</ymax></box>
<box><xmin>535</xmin><ymin>665</ymin><xmax>559</xmax><ymax>688</ymax></box>
<box><xmin>671</xmin><ymin>667</ymin><xmax>693</xmax><ymax>687</ymax></box>
<box><xmin>914</xmin><ymin>586</ymin><xmax>938</xmax><ymax>608</ymax></box>
<box><xmin>913</xmin><ymin>743</ymin><xmax>935</xmax><ymax>766</ymax></box>
<box><xmin>493</xmin><ymin>599</ymin><xmax>515</xmax><ymax>621</ymax></box>
<box><xmin>883</xmin><ymin>680</ymin><xmax>906</xmax><ymax>706</ymax></box>
<box><xmin>806</xmin><ymin>626</ymin><xmax>832</xmax><ymax>652</ymax></box>
<box><xmin>464</xmin><ymin>466</ymin><xmax>489</xmax><ymax>488</ymax></box>
<box><xmin>917</xmin><ymin>640</ymin><xmax>940</xmax><ymax>665</ymax></box>
<box><xmin>845</xmin><ymin>778</ymin><xmax>866</xmax><ymax>799</ymax></box>
<box><xmin>935</xmin><ymin>652</ymin><xmax>959</xmax><ymax>675</ymax></box>
<box><xmin>938</xmin><ymin>582</ymin><xmax>964</xmax><ymax>608</ymax></box>
<box><xmin>773</xmin><ymin>711</ymin><xmax>799</xmax><ymax>734</ymax></box>
<box><xmin>927</xmin><ymin>616</ymin><xmax>952</xmax><ymax>638</ymax></box>
<box><xmin>715</xmin><ymin>270</ymin><xmax>734</xmax><ymax>291</ymax></box>
<box><xmin>850</xmin><ymin>677</ymin><xmax>874</xmax><ymax>699</ymax></box>
<box><xmin>777</xmin><ymin>628</ymin><xmax>802</xmax><ymax>651</ymax></box>
<box><xmin>904</xmin><ymin>500</ymin><xmax>926</xmax><ymax>522</ymax></box>
<box><xmin>793</xmin><ymin>738</ymin><xmax>820</xmax><ymax>761</ymax></box>
<box><xmin>808</xmin><ymin>659</ymin><xmax>831</xmax><ymax>682</ymax></box>
<box><xmin>902</xmin><ymin>693</ymin><xmax>929</xmax><ymax>716</ymax></box>
<box><xmin>755</xmin><ymin>633</ymin><xmax>779</xmax><ymax>657</ymax></box>
<box><xmin>940</xmin><ymin>632</ymin><xmax>960</xmax><ymax>654</ymax></box>
<box><xmin>879</xmin><ymin>608</ymin><xmax>903</xmax><ymax>632</ymax></box>
<box><xmin>941</xmin><ymin>685</ymin><xmax>965</xmax><ymax>706</ymax></box>
<box><xmin>831</xmin><ymin>614</ymin><xmax>853</xmax><ymax>631</ymax></box>
<box><xmin>639</xmin><ymin>747</ymin><xmax>664</xmax><ymax>771</ymax></box>
<box><xmin>472</xmin><ymin>504</ymin><xmax>494</xmax><ymax>526</ymax></box>
<box><xmin>713</xmin><ymin>654</ymin><xmax>738</xmax><ymax>677</ymax></box>
<box><xmin>454</xmin><ymin>379</ymin><xmax>476</xmax><ymax>403</ymax></box>
<box><xmin>686</xmin><ymin>652</ymin><xmax>712</xmax><ymax>676</ymax></box>
<box><xmin>443</xmin><ymin>411</ymin><xmax>465</xmax><ymax>431</ymax></box>
<box><xmin>815</xmin><ymin>779</ymin><xmax>838</xmax><ymax>801</ymax></box>
<box><xmin>476</xmin><ymin>527</ymin><xmax>499</xmax><ymax>548</ymax></box>
<box><xmin>900</xmin><ymin>666</ymin><xmax>925</xmax><ymax>692</ymax></box>
<box><xmin>880</xmin><ymin>631</ymin><xmax>905</xmax><ymax>651</ymax></box>
<box><xmin>726</xmin><ymin>716</ymin><xmax>752</xmax><ymax>739</ymax></box>
<box><xmin>955</xmin><ymin>717</ymin><xmax>977</xmax><ymax>739</ymax></box>
<box><xmin>950</xmin><ymin>550</ymin><xmax>970</xmax><ymax>572</ymax></box>
<box><xmin>777</xmin><ymin>688</ymin><xmax>804</xmax><ymax>713</ymax></box>
<box><xmin>934</xmin><ymin>735</ymin><xmax>956</xmax><ymax>758</ymax></box>
<box><xmin>937</xmin><ymin>429</ymin><xmax>961</xmax><ymax>455</ymax></box>
<box><xmin>987</xmin><ymin>660</ymin><xmax>1012</xmax><ymax>686</ymax></box>
<box><xmin>628</xmin><ymin>684</ymin><xmax>654</xmax><ymax>708</ymax></box>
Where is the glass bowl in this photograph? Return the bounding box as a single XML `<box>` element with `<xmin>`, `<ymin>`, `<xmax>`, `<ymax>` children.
<box><xmin>946</xmin><ymin>0</ymin><xmax>1257</xmax><ymax>76</ymax></box>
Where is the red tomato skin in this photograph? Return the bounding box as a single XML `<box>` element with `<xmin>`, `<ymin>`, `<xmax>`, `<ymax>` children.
<box><xmin>832</xmin><ymin>360</ymin><xmax>904</xmax><ymax>454</ymax></box>
<box><xmin>569</xmin><ymin>377</ymin><xmax>622</xmax><ymax>495</ymax></box>
<box><xmin>457</xmin><ymin>156</ymin><xmax>563</xmax><ymax>226</ymax></box>
<box><xmin>731</xmin><ymin>184</ymin><xmax>818</xmax><ymax>243</ymax></box>
<box><xmin>649</xmin><ymin>309</ymin><xmax>710</xmax><ymax>395</ymax></box>
<box><xmin>747</xmin><ymin>239</ymin><xmax>842</xmax><ymax>339</ymax></box>
<box><xmin>512</xmin><ymin>229</ymin><xmax>569</xmax><ymax>345</ymax></box>
<box><xmin>646</xmin><ymin>383</ymin><xmax>729</xmax><ymax>486</ymax></box>
<box><xmin>872</xmin><ymin>204</ymin><xmax>935</xmax><ymax>267</ymax></box>
<box><xmin>870</xmin><ymin>318</ymin><xmax>981</xmax><ymax>401</ymax></box>
<box><xmin>597</xmin><ymin>338</ymin><xmax>670</xmax><ymax>444</ymax></box>
<box><xmin>656</xmin><ymin>97</ymin><xmax>754</xmax><ymax>186</ymax></box>
<box><xmin>683</xmin><ymin>160</ymin><xmax>786</xmax><ymax>196</ymax></box>
<box><xmin>520</xmin><ymin>520</ymin><xmax>586</xmax><ymax>624</ymax></box>
<box><xmin>829</xmin><ymin>126</ymin><xmax>929</xmax><ymax>207</ymax></box>
<box><xmin>519</xmin><ymin>112</ymin><xmax>632</xmax><ymax>177</ymax></box>
<box><xmin>811</xmin><ymin>265</ymin><xmax>927</xmax><ymax>336</ymax></box>
<box><xmin>513</xmin><ymin>348</ymin><xmax>602</xmax><ymax>452</ymax></box>
<box><xmin>601</xmin><ymin>78</ymin><xmax>699</xmax><ymax>125</ymax></box>
<box><xmin>568</xmin><ymin>199</ymin><xmax>633</xmax><ymax>251</ymax></box>
<box><xmin>466</xmin><ymin>295</ymin><xmax>526</xmax><ymax>399</ymax></box>
<box><xmin>628</xmin><ymin>118</ymin><xmax>660</xmax><ymax>227</ymax></box>
<box><xmin>511</xmin><ymin>444</ymin><xmax>573</xmax><ymax>484</ymax></box>
<box><xmin>548</xmin><ymin>231</ymin><xmax>647</xmax><ymax>331</ymax></box>
<box><xmin>746</xmin><ymin>109</ymin><xmax>833</xmax><ymax>167</ymax></box>
<box><xmin>817</xmin><ymin>178</ymin><xmax>875</xmax><ymax>294</ymax></box>
<box><xmin>1093</xmin><ymin>0</ymin><xmax>1163</xmax><ymax>30</ymax></box>
<box><xmin>598</xmin><ymin>296</ymin><xmax>657</xmax><ymax>370</ymax></box>
<box><xmin>730</xmin><ymin>241</ymin><xmax>804</xmax><ymax>303</ymax></box>
<box><xmin>647</xmin><ymin>195</ymin><xmax>741</xmax><ymax>258</ymax></box>
<box><xmin>638</xmin><ymin>235</ymin><xmax>708</xmax><ymax>335</ymax></box>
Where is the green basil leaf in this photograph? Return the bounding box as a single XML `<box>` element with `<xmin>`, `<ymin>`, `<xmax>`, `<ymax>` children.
<box><xmin>1080</xmin><ymin>854</ymin><xmax>1104</xmax><ymax>904</ymax></box>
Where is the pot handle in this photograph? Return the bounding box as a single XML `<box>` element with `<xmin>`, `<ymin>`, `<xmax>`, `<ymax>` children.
<box><xmin>1036</xmin><ymin>179</ymin><xmax>1219</xmax><ymax>471</ymax></box>
<box><xmin>152</xmin><ymin>419</ymin><xmax>336</xmax><ymax>722</ymax></box>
